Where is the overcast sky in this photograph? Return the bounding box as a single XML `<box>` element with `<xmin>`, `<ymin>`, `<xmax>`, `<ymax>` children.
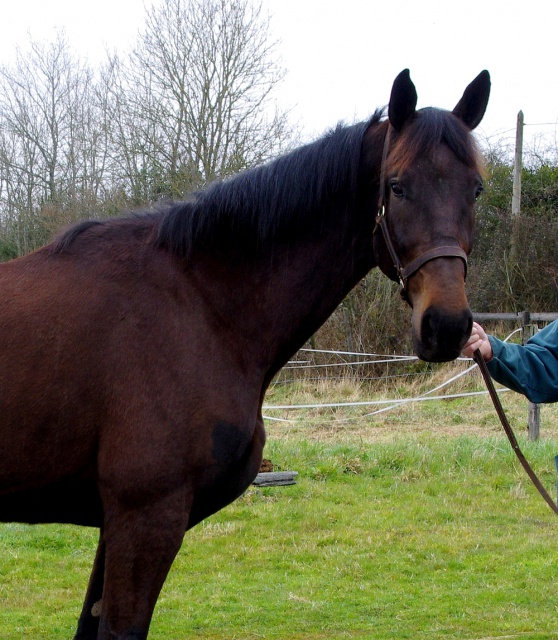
<box><xmin>0</xmin><ymin>0</ymin><xmax>557</xmax><ymax>152</ymax></box>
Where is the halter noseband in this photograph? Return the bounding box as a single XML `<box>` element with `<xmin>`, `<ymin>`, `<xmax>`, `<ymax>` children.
<box><xmin>374</xmin><ymin>125</ymin><xmax>468</xmax><ymax>296</ymax></box>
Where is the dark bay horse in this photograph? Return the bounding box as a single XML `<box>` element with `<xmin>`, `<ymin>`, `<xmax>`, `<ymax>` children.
<box><xmin>0</xmin><ymin>69</ymin><xmax>490</xmax><ymax>639</ymax></box>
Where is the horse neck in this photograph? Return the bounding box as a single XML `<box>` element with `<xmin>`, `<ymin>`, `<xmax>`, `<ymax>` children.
<box><xmin>260</xmin><ymin>229</ymin><xmax>375</xmax><ymax>370</ymax></box>
<box><xmin>186</xmin><ymin>120</ymin><xmax>386</xmax><ymax>378</ymax></box>
<box><xmin>189</xmin><ymin>204</ymin><xmax>376</xmax><ymax>382</ymax></box>
<box><xmin>249</xmin><ymin>122</ymin><xmax>385</xmax><ymax>373</ymax></box>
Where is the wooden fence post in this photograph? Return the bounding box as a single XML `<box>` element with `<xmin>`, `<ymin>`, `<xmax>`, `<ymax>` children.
<box><xmin>522</xmin><ymin>311</ymin><xmax>540</xmax><ymax>440</ymax></box>
<box><xmin>509</xmin><ymin>111</ymin><xmax>524</xmax><ymax>272</ymax></box>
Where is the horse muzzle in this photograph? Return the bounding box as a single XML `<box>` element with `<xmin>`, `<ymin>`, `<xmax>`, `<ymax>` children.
<box><xmin>413</xmin><ymin>305</ymin><xmax>473</xmax><ymax>362</ymax></box>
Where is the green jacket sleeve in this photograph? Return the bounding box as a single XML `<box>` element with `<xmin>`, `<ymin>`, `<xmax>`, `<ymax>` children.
<box><xmin>486</xmin><ymin>320</ymin><xmax>558</xmax><ymax>404</ymax></box>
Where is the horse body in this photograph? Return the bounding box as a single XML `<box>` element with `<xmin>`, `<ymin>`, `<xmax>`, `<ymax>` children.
<box><xmin>0</xmin><ymin>70</ymin><xmax>490</xmax><ymax>639</ymax></box>
<box><xmin>0</xmin><ymin>225</ymin><xmax>265</xmax><ymax>524</ymax></box>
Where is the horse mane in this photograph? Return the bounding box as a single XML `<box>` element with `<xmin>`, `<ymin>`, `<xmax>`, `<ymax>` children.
<box><xmin>50</xmin><ymin>106</ymin><xmax>483</xmax><ymax>259</ymax></box>
<box><xmin>50</xmin><ymin>113</ymin><xmax>381</xmax><ymax>258</ymax></box>
<box><xmin>154</xmin><ymin>112</ymin><xmax>383</xmax><ymax>259</ymax></box>
<box><xmin>51</xmin><ymin>220</ymin><xmax>105</xmax><ymax>254</ymax></box>
<box><xmin>50</xmin><ymin>212</ymin><xmax>159</xmax><ymax>255</ymax></box>
<box><xmin>386</xmin><ymin>107</ymin><xmax>484</xmax><ymax>176</ymax></box>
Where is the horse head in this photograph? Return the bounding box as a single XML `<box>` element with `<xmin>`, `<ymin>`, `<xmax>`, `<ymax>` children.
<box><xmin>373</xmin><ymin>69</ymin><xmax>490</xmax><ymax>362</ymax></box>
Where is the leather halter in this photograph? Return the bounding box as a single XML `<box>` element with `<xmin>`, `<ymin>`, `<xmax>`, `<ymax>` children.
<box><xmin>374</xmin><ymin>125</ymin><xmax>468</xmax><ymax>296</ymax></box>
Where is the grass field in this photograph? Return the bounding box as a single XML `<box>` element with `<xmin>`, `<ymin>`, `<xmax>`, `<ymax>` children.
<box><xmin>1</xmin><ymin>364</ymin><xmax>558</xmax><ymax>639</ymax></box>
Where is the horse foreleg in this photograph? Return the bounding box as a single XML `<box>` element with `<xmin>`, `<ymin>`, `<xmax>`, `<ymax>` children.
<box><xmin>73</xmin><ymin>531</ymin><xmax>106</xmax><ymax>640</ymax></box>
<box><xmin>96</xmin><ymin>490</ymin><xmax>190</xmax><ymax>640</ymax></box>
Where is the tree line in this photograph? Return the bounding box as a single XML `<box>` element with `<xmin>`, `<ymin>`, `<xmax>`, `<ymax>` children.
<box><xmin>0</xmin><ymin>0</ymin><xmax>290</xmax><ymax>258</ymax></box>
<box><xmin>1</xmin><ymin>0</ymin><xmax>558</xmax><ymax>358</ymax></box>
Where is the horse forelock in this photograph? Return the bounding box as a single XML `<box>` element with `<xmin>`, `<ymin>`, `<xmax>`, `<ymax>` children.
<box><xmin>386</xmin><ymin>108</ymin><xmax>484</xmax><ymax>177</ymax></box>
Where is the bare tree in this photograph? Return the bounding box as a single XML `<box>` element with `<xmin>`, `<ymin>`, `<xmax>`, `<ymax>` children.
<box><xmin>101</xmin><ymin>53</ymin><xmax>173</xmax><ymax>204</ymax></box>
<box><xmin>0</xmin><ymin>32</ymin><xmax>113</xmax><ymax>250</ymax></box>
<box><xmin>108</xmin><ymin>0</ymin><xmax>291</xmax><ymax>200</ymax></box>
<box><xmin>0</xmin><ymin>0</ymin><xmax>294</xmax><ymax>254</ymax></box>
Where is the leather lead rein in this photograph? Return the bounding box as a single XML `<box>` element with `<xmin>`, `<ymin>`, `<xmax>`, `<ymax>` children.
<box><xmin>473</xmin><ymin>349</ymin><xmax>558</xmax><ymax>517</ymax></box>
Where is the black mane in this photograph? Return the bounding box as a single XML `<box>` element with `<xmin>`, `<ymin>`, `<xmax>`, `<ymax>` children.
<box><xmin>155</xmin><ymin>112</ymin><xmax>382</xmax><ymax>258</ymax></box>
<box><xmin>52</xmin><ymin>106</ymin><xmax>481</xmax><ymax>260</ymax></box>
<box><xmin>51</xmin><ymin>113</ymin><xmax>382</xmax><ymax>258</ymax></box>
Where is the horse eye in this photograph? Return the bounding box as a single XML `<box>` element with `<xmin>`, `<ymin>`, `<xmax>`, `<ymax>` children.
<box><xmin>475</xmin><ymin>184</ymin><xmax>484</xmax><ymax>200</ymax></box>
<box><xmin>390</xmin><ymin>180</ymin><xmax>404</xmax><ymax>198</ymax></box>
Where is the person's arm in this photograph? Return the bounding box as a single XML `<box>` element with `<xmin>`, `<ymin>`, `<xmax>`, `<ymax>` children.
<box><xmin>463</xmin><ymin>320</ymin><xmax>558</xmax><ymax>404</ymax></box>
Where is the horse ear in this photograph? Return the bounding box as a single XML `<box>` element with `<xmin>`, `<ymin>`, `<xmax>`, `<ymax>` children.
<box><xmin>388</xmin><ymin>69</ymin><xmax>418</xmax><ymax>131</ymax></box>
<box><xmin>452</xmin><ymin>70</ymin><xmax>491</xmax><ymax>130</ymax></box>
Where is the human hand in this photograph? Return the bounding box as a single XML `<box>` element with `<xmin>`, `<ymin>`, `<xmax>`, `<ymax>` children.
<box><xmin>461</xmin><ymin>321</ymin><xmax>493</xmax><ymax>361</ymax></box>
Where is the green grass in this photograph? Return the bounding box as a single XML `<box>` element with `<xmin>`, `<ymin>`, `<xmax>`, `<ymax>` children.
<box><xmin>1</xmin><ymin>435</ymin><xmax>558</xmax><ymax>639</ymax></box>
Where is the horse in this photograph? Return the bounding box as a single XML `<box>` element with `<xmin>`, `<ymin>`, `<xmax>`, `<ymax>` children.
<box><xmin>0</xmin><ymin>69</ymin><xmax>490</xmax><ymax>639</ymax></box>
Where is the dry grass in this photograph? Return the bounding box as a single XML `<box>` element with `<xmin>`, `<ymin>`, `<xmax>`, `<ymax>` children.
<box><xmin>264</xmin><ymin>359</ymin><xmax>558</xmax><ymax>444</ymax></box>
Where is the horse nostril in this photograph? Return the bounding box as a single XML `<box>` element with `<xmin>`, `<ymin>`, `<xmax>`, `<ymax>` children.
<box><xmin>421</xmin><ymin>308</ymin><xmax>436</xmax><ymax>344</ymax></box>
